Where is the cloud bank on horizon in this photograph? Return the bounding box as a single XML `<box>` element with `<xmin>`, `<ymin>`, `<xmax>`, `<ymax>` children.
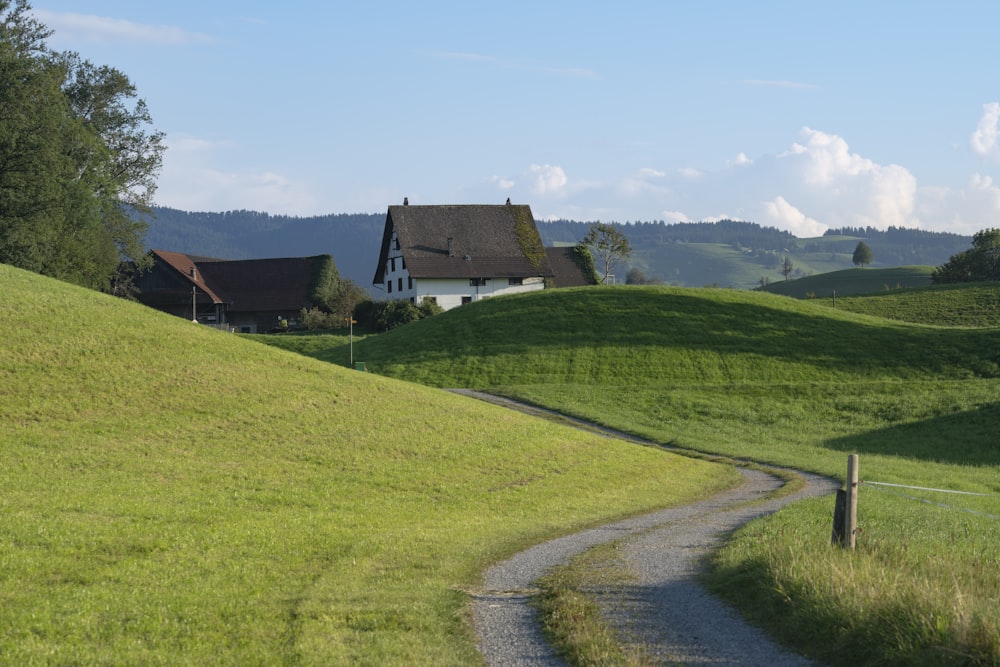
<box><xmin>31</xmin><ymin>4</ymin><xmax>1000</xmax><ymax>238</ymax></box>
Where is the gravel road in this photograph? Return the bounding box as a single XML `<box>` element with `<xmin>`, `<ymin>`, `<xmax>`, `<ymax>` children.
<box><xmin>453</xmin><ymin>390</ymin><xmax>837</xmax><ymax>666</ymax></box>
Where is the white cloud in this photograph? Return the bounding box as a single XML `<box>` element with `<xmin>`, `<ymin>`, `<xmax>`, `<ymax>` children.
<box><xmin>728</xmin><ymin>152</ymin><xmax>753</xmax><ymax>166</ymax></box>
<box><xmin>638</xmin><ymin>167</ymin><xmax>666</xmax><ymax>179</ymax></box>
<box><xmin>491</xmin><ymin>175</ymin><xmax>516</xmax><ymax>190</ymax></box>
<box><xmin>529</xmin><ymin>164</ymin><xmax>568</xmax><ymax>195</ymax></box>
<box><xmin>766</xmin><ymin>128</ymin><xmax>917</xmax><ymax>229</ymax></box>
<box><xmin>761</xmin><ymin>196</ymin><xmax>826</xmax><ymax>237</ymax></box>
<box><xmin>971</xmin><ymin>102</ymin><xmax>1000</xmax><ymax>159</ymax></box>
<box><xmin>32</xmin><ymin>9</ymin><xmax>214</xmax><ymax>45</ymax></box>
<box><xmin>487</xmin><ymin>127</ymin><xmax>992</xmax><ymax>236</ymax></box>
<box><xmin>661</xmin><ymin>210</ymin><xmax>691</xmax><ymax>223</ymax></box>
<box><xmin>913</xmin><ymin>173</ymin><xmax>1000</xmax><ymax>235</ymax></box>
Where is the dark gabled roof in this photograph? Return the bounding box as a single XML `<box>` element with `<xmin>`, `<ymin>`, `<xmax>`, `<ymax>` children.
<box><xmin>146</xmin><ymin>250</ymin><xmax>323</xmax><ymax>312</ymax></box>
<box><xmin>194</xmin><ymin>256</ymin><xmax>322</xmax><ymax>312</ymax></box>
<box><xmin>373</xmin><ymin>203</ymin><xmax>554</xmax><ymax>283</ymax></box>
<box><xmin>545</xmin><ymin>246</ymin><xmax>594</xmax><ymax>287</ymax></box>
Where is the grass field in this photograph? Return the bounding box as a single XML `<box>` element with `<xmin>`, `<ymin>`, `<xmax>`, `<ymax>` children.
<box><xmin>824</xmin><ymin>280</ymin><xmax>1000</xmax><ymax>327</ymax></box>
<box><xmin>760</xmin><ymin>265</ymin><xmax>935</xmax><ymax>298</ymax></box>
<box><xmin>268</xmin><ymin>285</ymin><xmax>1000</xmax><ymax>665</ymax></box>
<box><xmin>0</xmin><ymin>265</ymin><xmax>736</xmax><ymax>665</ymax></box>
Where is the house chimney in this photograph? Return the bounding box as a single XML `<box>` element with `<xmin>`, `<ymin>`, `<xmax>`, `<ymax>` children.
<box><xmin>403</xmin><ymin>196</ymin><xmax>409</xmax><ymax>206</ymax></box>
<box><xmin>447</xmin><ymin>237</ymin><xmax>454</xmax><ymax>257</ymax></box>
<box><xmin>190</xmin><ymin>267</ymin><xmax>197</xmax><ymax>281</ymax></box>
<box><xmin>506</xmin><ymin>197</ymin><xmax>511</xmax><ymax>205</ymax></box>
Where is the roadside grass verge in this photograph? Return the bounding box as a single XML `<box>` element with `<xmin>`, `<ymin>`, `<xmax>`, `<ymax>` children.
<box><xmin>323</xmin><ymin>285</ymin><xmax>1000</xmax><ymax>665</ymax></box>
<box><xmin>0</xmin><ymin>266</ymin><xmax>736</xmax><ymax>665</ymax></box>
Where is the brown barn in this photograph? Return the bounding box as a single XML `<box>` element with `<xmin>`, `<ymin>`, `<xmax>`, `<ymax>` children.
<box><xmin>134</xmin><ymin>250</ymin><xmax>332</xmax><ymax>332</ymax></box>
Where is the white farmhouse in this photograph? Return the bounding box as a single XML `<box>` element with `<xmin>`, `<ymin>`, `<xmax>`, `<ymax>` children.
<box><xmin>372</xmin><ymin>199</ymin><xmax>555</xmax><ymax>311</ymax></box>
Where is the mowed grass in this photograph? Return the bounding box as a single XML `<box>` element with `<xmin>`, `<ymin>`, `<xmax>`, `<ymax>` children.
<box><xmin>823</xmin><ymin>281</ymin><xmax>1000</xmax><ymax>327</ymax></box>
<box><xmin>760</xmin><ymin>265</ymin><xmax>936</xmax><ymax>298</ymax></box>
<box><xmin>0</xmin><ymin>265</ymin><xmax>735</xmax><ymax>666</ymax></box>
<box><xmin>308</xmin><ymin>285</ymin><xmax>999</xmax><ymax>665</ymax></box>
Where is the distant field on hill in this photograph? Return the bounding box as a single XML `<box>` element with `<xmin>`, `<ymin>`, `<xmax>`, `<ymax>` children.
<box><xmin>825</xmin><ymin>280</ymin><xmax>1000</xmax><ymax>327</ymax></box>
<box><xmin>0</xmin><ymin>266</ymin><xmax>732</xmax><ymax>665</ymax></box>
<box><xmin>759</xmin><ymin>265</ymin><xmax>935</xmax><ymax>298</ymax></box>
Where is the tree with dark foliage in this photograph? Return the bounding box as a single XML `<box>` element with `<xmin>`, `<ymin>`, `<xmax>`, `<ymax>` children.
<box><xmin>0</xmin><ymin>0</ymin><xmax>164</xmax><ymax>292</ymax></box>
<box><xmin>852</xmin><ymin>241</ymin><xmax>874</xmax><ymax>267</ymax></box>
<box><xmin>932</xmin><ymin>229</ymin><xmax>1000</xmax><ymax>283</ymax></box>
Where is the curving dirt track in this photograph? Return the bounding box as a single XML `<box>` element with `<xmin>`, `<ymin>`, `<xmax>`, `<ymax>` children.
<box><xmin>452</xmin><ymin>390</ymin><xmax>835</xmax><ymax>666</ymax></box>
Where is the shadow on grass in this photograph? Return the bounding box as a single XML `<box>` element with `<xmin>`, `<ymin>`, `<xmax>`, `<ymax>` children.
<box><xmin>824</xmin><ymin>403</ymin><xmax>1000</xmax><ymax>466</ymax></box>
<box><xmin>359</xmin><ymin>288</ymin><xmax>1000</xmax><ymax>382</ymax></box>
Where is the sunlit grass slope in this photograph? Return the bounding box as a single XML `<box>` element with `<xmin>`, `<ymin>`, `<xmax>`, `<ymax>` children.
<box><xmin>340</xmin><ymin>286</ymin><xmax>1000</xmax><ymax>665</ymax></box>
<box><xmin>353</xmin><ymin>285</ymin><xmax>999</xmax><ymax>389</ymax></box>
<box><xmin>0</xmin><ymin>266</ymin><xmax>733</xmax><ymax>666</ymax></box>
<box><xmin>825</xmin><ymin>280</ymin><xmax>1000</xmax><ymax>327</ymax></box>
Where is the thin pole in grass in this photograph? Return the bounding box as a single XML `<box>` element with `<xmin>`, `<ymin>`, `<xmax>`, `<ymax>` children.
<box><xmin>831</xmin><ymin>454</ymin><xmax>859</xmax><ymax>550</ymax></box>
<box><xmin>845</xmin><ymin>454</ymin><xmax>858</xmax><ymax>550</ymax></box>
<box><xmin>345</xmin><ymin>316</ymin><xmax>356</xmax><ymax>367</ymax></box>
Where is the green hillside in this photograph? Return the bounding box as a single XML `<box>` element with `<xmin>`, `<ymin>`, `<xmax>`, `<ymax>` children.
<box><xmin>347</xmin><ymin>286</ymin><xmax>997</xmax><ymax>389</ymax></box>
<box><xmin>826</xmin><ymin>281</ymin><xmax>1000</xmax><ymax>327</ymax></box>
<box><xmin>322</xmin><ymin>286</ymin><xmax>1000</xmax><ymax>665</ymax></box>
<box><xmin>759</xmin><ymin>266</ymin><xmax>935</xmax><ymax>298</ymax></box>
<box><xmin>0</xmin><ymin>265</ymin><xmax>731</xmax><ymax>665</ymax></box>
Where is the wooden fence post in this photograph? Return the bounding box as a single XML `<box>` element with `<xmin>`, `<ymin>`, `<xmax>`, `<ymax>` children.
<box><xmin>844</xmin><ymin>454</ymin><xmax>859</xmax><ymax>550</ymax></box>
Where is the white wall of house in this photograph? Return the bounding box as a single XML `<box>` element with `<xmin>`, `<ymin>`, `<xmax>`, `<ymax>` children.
<box><xmin>379</xmin><ymin>229</ymin><xmax>546</xmax><ymax>311</ymax></box>
<box><xmin>413</xmin><ymin>276</ymin><xmax>545</xmax><ymax>311</ymax></box>
<box><xmin>380</xmin><ymin>266</ymin><xmax>545</xmax><ymax>311</ymax></box>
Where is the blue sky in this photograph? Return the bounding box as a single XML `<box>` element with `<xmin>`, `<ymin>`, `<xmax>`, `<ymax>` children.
<box><xmin>29</xmin><ymin>1</ymin><xmax>1000</xmax><ymax>237</ymax></box>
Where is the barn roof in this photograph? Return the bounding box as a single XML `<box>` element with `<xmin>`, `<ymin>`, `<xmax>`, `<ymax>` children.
<box><xmin>147</xmin><ymin>250</ymin><xmax>324</xmax><ymax>312</ymax></box>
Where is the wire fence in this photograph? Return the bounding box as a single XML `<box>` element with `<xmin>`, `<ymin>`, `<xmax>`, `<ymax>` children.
<box><xmin>861</xmin><ymin>480</ymin><xmax>1000</xmax><ymax>520</ymax></box>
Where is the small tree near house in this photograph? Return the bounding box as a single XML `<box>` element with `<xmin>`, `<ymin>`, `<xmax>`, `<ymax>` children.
<box><xmin>582</xmin><ymin>222</ymin><xmax>632</xmax><ymax>284</ymax></box>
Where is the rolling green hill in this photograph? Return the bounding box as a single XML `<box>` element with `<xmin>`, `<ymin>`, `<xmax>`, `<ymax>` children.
<box><xmin>316</xmin><ymin>286</ymin><xmax>998</xmax><ymax>665</ymax></box>
<box><xmin>759</xmin><ymin>266</ymin><xmax>936</xmax><ymax>298</ymax></box>
<box><xmin>824</xmin><ymin>280</ymin><xmax>1000</xmax><ymax>327</ymax></box>
<box><xmin>0</xmin><ymin>265</ymin><xmax>731</xmax><ymax>665</ymax></box>
<box><xmin>346</xmin><ymin>286</ymin><xmax>999</xmax><ymax>389</ymax></box>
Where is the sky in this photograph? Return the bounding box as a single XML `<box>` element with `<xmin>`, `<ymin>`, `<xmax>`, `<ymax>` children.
<box><xmin>26</xmin><ymin>1</ymin><xmax>1000</xmax><ymax>237</ymax></box>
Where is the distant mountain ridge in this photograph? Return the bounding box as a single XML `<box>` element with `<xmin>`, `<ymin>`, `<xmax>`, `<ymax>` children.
<box><xmin>145</xmin><ymin>207</ymin><xmax>971</xmax><ymax>292</ymax></box>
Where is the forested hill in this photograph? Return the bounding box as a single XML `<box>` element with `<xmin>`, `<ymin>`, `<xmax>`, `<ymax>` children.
<box><xmin>145</xmin><ymin>207</ymin><xmax>971</xmax><ymax>292</ymax></box>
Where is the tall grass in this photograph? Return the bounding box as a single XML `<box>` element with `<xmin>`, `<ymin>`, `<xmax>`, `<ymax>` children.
<box><xmin>314</xmin><ymin>285</ymin><xmax>1000</xmax><ymax>665</ymax></box>
<box><xmin>0</xmin><ymin>266</ymin><xmax>735</xmax><ymax>665</ymax></box>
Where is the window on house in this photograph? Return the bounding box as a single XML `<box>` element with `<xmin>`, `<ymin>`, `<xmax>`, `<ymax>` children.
<box><xmin>390</xmin><ymin>257</ymin><xmax>396</xmax><ymax>272</ymax></box>
<box><xmin>508</xmin><ymin>277</ymin><xmax>523</xmax><ymax>285</ymax></box>
<box><xmin>469</xmin><ymin>277</ymin><xmax>486</xmax><ymax>287</ymax></box>
<box><xmin>387</xmin><ymin>280</ymin><xmax>392</xmax><ymax>294</ymax></box>
<box><xmin>401</xmin><ymin>257</ymin><xmax>406</xmax><ymax>270</ymax></box>
<box><xmin>408</xmin><ymin>277</ymin><xmax>413</xmax><ymax>289</ymax></box>
<box><xmin>461</xmin><ymin>296</ymin><xmax>472</xmax><ymax>305</ymax></box>
<box><xmin>398</xmin><ymin>277</ymin><xmax>403</xmax><ymax>292</ymax></box>
<box><xmin>394</xmin><ymin>237</ymin><xmax>400</xmax><ymax>250</ymax></box>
